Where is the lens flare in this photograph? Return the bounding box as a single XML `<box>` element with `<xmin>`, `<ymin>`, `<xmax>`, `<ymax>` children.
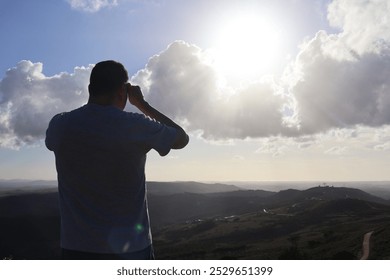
<box><xmin>134</xmin><ymin>223</ymin><xmax>144</xmax><ymax>233</ymax></box>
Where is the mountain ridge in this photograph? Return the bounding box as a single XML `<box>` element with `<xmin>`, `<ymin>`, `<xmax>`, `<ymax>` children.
<box><xmin>147</xmin><ymin>181</ymin><xmax>242</xmax><ymax>195</ymax></box>
<box><xmin>1</xmin><ymin>182</ymin><xmax>390</xmax><ymax>259</ymax></box>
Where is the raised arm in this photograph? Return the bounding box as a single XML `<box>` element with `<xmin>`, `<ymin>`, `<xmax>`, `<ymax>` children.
<box><xmin>126</xmin><ymin>83</ymin><xmax>189</xmax><ymax>149</ymax></box>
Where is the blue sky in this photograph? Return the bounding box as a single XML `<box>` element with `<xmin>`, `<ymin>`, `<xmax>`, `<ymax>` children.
<box><xmin>0</xmin><ymin>0</ymin><xmax>331</xmax><ymax>76</ymax></box>
<box><xmin>1</xmin><ymin>0</ymin><xmax>390</xmax><ymax>182</ymax></box>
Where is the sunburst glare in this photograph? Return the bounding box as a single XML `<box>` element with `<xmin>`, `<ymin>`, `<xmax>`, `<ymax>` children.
<box><xmin>210</xmin><ymin>13</ymin><xmax>284</xmax><ymax>82</ymax></box>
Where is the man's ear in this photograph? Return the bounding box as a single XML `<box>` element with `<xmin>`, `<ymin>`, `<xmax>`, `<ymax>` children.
<box><xmin>113</xmin><ymin>86</ymin><xmax>127</xmax><ymax>109</ymax></box>
<box><xmin>120</xmin><ymin>86</ymin><xmax>127</xmax><ymax>101</ymax></box>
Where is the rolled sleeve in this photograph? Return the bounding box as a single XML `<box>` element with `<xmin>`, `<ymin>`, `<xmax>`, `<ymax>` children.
<box><xmin>137</xmin><ymin>116</ymin><xmax>178</xmax><ymax>156</ymax></box>
<box><xmin>45</xmin><ymin>113</ymin><xmax>65</xmax><ymax>152</ymax></box>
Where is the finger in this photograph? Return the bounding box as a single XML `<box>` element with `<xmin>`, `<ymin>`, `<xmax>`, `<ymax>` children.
<box><xmin>125</xmin><ymin>83</ymin><xmax>131</xmax><ymax>92</ymax></box>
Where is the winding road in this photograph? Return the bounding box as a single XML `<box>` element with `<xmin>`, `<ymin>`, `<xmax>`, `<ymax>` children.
<box><xmin>360</xmin><ymin>231</ymin><xmax>374</xmax><ymax>260</ymax></box>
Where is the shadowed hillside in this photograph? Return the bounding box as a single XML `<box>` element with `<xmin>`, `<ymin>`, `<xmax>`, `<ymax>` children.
<box><xmin>0</xmin><ymin>190</ymin><xmax>60</xmax><ymax>259</ymax></box>
<box><xmin>1</xmin><ymin>182</ymin><xmax>389</xmax><ymax>260</ymax></box>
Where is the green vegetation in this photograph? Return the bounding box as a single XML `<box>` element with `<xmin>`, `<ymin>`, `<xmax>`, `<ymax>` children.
<box><xmin>1</xmin><ymin>183</ymin><xmax>390</xmax><ymax>259</ymax></box>
<box><xmin>153</xmin><ymin>206</ymin><xmax>390</xmax><ymax>259</ymax></box>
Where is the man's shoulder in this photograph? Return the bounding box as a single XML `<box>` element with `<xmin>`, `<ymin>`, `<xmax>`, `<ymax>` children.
<box><xmin>118</xmin><ymin>109</ymin><xmax>155</xmax><ymax>125</ymax></box>
<box><xmin>123</xmin><ymin>110</ymin><xmax>148</xmax><ymax>121</ymax></box>
<box><xmin>48</xmin><ymin>105</ymin><xmax>87</xmax><ymax>126</ymax></box>
<box><xmin>49</xmin><ymin>111</ymin><xmax>68</xmax><ymax>123</ymax></box>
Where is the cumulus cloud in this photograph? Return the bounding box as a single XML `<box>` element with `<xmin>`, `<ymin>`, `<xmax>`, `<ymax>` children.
<box><xmin>0</xmin><ymin>43</ymin><xmax>291</xmax><ymax>148</ymax></box>
<box><xmin>0</xmin><ymin>61</ymin><xmax>91</xmax><ymax>148</ymax></box>
<box><xmin>130</xmin><ymin>0</ymin><xmax>390</xmax><ymax>139</ymax></box>
<box><xmin>66</xmin><ymin>0</ymin><xmax>118</xmax><ymax>12</ymax></box>
<box><xmin>286</xmin><ymin>0</ymin><xmax>390</xmax><ymax>135</ymax></box>
<box><xmin>2</xmin><ymin>0</ymin><xmax>390</xmax><ymax>148</ymax></box>
<box><xmin>131</xmin><ymin>41</ymin><xmax>293</xmax><ymax>140</ymax></box>
<box><xmin>327</xmin><ymin>0</ymin><xmax>390</xmax><ymax>55</ymax></box>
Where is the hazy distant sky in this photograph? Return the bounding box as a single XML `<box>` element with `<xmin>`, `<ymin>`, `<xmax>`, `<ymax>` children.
<box><xmin>1</xmin><ymin>0</ymin><xmax>390</xmax><ymax>181</ymax></box>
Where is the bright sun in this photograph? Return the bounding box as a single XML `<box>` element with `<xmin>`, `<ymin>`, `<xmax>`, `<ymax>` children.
<box><xmin>211</xmin><ymin>13</ymin><xmax>283</xmax><ymax>82</ymax></box>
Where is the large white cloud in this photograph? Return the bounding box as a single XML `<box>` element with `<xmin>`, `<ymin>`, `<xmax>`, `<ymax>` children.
<box><xmin>131</xmin><ymin>0</ymin><xmax>390</xmax><ymax>138</ymax></box>
<box><xmin>286</xmin><ymin>0</ymin><xmax>390</xmax><ymax>135</ymax></box>
<box><xmin>2</xmin><ymin>0</ymin><xmax>390</xmax><ymax>148</ymax></box>
<box><xmin>0</xmin><ymin>41</ymin><xmax>292</xmax><ymax>149</ymax></box>
<box><xmin>131</xmin><ymin>41</ymin><xmax>292</xmax><ymax>140</ymax></box>
<box><xmin>327</xmin><ymin>0</ymin><xmax>390</xmax><ymax>55</ymax></box>
<box><xmin>0</xmin><ymin>61</ymin><xmax>91</xmax><ymax>148</ymax></box>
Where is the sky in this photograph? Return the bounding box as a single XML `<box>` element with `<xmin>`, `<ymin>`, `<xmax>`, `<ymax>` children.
<box><xmin>0</xmin><ymin>0</ymin><xmax>390</xmax><ymax>182</ymax></box>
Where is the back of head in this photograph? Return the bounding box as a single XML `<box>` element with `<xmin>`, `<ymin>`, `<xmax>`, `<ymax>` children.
<box><xmin>89</xmin><ymin>60</ymin><xmax>129</xmax><ymax>97</ymax></box>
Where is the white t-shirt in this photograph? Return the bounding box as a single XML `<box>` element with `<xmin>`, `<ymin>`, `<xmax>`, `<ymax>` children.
<box><xmin>45</xmin><ymin>103</ymin><xmax>177</xmax><ymax>253</ymax></box>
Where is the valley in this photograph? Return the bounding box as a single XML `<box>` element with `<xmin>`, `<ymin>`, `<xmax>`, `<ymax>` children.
<box><xmin>1</xmin><ymin>181</ymin><xmax>389</xmax><ymax>259</ymax></box>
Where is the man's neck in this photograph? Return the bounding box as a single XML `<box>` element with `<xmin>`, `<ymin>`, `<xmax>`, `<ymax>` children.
<box><xmin>88</xmin><ymin>95</ymin><xmax>113</xmax><ymax>106</ymax></box>
<box><xmin>88</xmin><ymin>95</ymin><xmax>125</xmax><ymax>111</ymax></box>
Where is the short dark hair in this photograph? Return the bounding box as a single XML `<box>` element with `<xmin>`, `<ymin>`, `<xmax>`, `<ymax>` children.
<box><xmin>88</xmin><ymin>60</ymin><xmax>129</xmax><ymax>96</ymax></box>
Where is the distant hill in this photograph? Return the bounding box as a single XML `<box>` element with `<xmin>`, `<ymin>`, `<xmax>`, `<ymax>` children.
<box><xmin>1</xmin><ymin>182</ymin><xmax>390</xmax><ymax>260</ymax></box>
<box><xmin>266</xmin><ymin>186</ymin><xmax>389</xmax><ymax>207</ymax></box>
<box><xmin>303</xmin><ymin>186</ymin><xmax>388</xmax><ymax>203</ymax></box>
<box><xmin>148</xmin><ymin>192</ymin><xmax>268</xmax><ymax>226</ymax></box>
<box><xmin>147</xmin><ymin>181</ymin><xmax>242</xmax><ymax>195</ymax></box>
<box><xmin>0</xmin><ymin>180</ymin><xmax>57</xmax><ymax>197</ymax></box>
<box><xmin>0</xmin><ymin>180</ymin><xmax>240</xmax><ymax>198</ymax></box>
<box><xmin>0</xmin><ymin>179</ymin><xmax>57</xmax><ymax>188</ymax></box>
<box><xmin>148</xmin><ymin>185</ymin><xmax>389</xmax><ymax>226</ymax></box>
<box><xmin>152</xmin><ymin>187</ymin><xmax>390</xmax><ymax>260</ymax></box>
<box><xmin>305</xmin><ymin>198</ymin><xmax>390</xmax><ymax>217</ymax></box>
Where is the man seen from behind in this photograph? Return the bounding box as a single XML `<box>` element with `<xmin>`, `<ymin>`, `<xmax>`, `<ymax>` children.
<box><xmin>45</xmin><ymin>60</ymin><xmax>189</xmax><ymax>260</ymax></box>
